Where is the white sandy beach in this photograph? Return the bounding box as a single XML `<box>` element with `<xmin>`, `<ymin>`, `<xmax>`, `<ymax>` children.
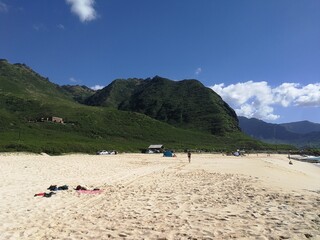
<box><xmin>0</xmin><ymin>153</ymin><xmax>319</xmax><ymax>239</ymax></box>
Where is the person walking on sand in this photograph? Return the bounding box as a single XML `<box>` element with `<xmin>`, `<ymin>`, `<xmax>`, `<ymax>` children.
<box><xmin>187</xmin><ymin>151</ymin><xmax>191</xmax><ymax>163</ymax></box>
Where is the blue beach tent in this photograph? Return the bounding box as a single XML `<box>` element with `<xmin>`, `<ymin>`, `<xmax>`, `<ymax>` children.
<box><xmin>163</xmin><ymin>150</ymin><xmax>173</xmax><ymax>157</ymax></box>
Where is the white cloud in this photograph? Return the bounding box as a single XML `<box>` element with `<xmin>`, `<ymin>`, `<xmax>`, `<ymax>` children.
<box><xmin>32</xmin><ymin>23</ymin><xmax>46</xmax><ymax>31</ymax></box>
<box><xmin>90</xmin><ymin>85</ymin><xmax>104</xmax><ymax>90</ymax></box>
<box><xmin>273</xmin><ymin>83</ymin><xmax>320</xmax><ymax>107</ymax></box>
<box><xmin>195</xmin><ymin>67</ymin><xmax>202</xmax><ymax>75</ymax></box>
<box><xmin>0</xmin><ymin>1</ymin><xmax>8</xmax><ymax>13</ymax></box>
<box><xmin>66</xmin><ymin>0</ymin><xmax>97</xmax><ymax>22</ymax></box>
<box><xmin>69</xmin><ymin>77</ymin><xmax>78</xmax><ymax>83</ymax></box>
<box><xmin>57</xmin><ymin>24</ymin><xmax>65</xmax><ymax>30</ymax></box>
<box><xmin>210</xmin><ymin>81</ymin><xmax>320</xmax><ymax>121</ymax></box>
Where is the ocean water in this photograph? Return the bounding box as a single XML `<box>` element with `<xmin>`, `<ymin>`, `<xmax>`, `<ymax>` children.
<box><xmin>303</xmin><ymin>156</ymin><xmax>320</xmax><ymax>167</ymax></box>
<box><xmin>309</xmin><ymin>157</ymin><xmax>320</xmax><ymax>167</ymax></box>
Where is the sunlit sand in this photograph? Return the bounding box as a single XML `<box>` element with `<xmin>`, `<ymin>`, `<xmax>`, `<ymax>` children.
<box><xmin>0</xmin><ymin>153</ymin><xmax>319</xmax><ymax>239</ymax></box>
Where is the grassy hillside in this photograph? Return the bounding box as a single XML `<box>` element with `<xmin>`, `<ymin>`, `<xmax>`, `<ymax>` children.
<box><xmin>0</xmin><ymin>102</ymin><xmax>276</xmax><ymax>154</ymax></box>
<box><xmin>85</xmin><ymin>78</ymin><xmax>144</xmax><ymax>108</ymax></box>
<box><xmin>0</xmin><ymin>59</ymin><xmax>290</xmax><ymax>154</ymax></box>
<box><xmin>0</xmin><ymin>59</ymin><xmax>72</xmax><ymax>103</ymax></box>
<box><xmin>85</xmin><ymin>76</ymin><xmax>240</xmax><ymax>135</ymax></box>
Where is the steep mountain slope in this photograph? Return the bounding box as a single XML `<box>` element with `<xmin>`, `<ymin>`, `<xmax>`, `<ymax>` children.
<box><xmin>238</xmin><ymin>116</ymin><xmax>320</xmax><ymax>148</ymax></box>
<box><xmin>0</xmin><ymin>59</ymin><xmax>72</xmax><ymax>102</ymax></box>
<box><xmin>85</xmin><ymin>76</ymin><xmax>239</xmax><ymax>135</ymax></box>
<box><xmin>0</xmin><ymin>59</ymin><xmax>273</xmax><ymax>153</ymax></box>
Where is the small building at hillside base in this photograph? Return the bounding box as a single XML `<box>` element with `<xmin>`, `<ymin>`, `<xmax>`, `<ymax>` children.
<box><xmin>40</xmin><ymin>116</ymin><xmax>64</xmax><ymax>124</ymax></box>
<box><xmin>51</xmin><ymin>117</ymin><xmax>64</xmax><ymax>124</ymax></box>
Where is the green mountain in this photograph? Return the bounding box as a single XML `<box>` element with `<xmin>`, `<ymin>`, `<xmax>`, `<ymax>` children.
<box><xmin>61</xmin><ymin>85</ymin><xmax>96</xmax><ymax>103</ymax></box>
<box><xmin>0</xmin><ymin>60</ymin><xmax>70</xmax><ymax>100</ymax></box>
<box><xmin>85</xmin><ymin>76</ymin><xmax>239</xmax><ymax>135</ymax></box>
<box><xmin>0</xmin><ymin>59</ymin><xmax>76</xmax><ymax>122</ymax></box>
<box><xmin>0</xmin><ymin>59</ymin><xmax>286</xmax><ymax>154</ymax></box>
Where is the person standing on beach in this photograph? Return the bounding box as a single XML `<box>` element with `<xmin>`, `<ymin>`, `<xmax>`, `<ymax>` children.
<box><xmin>187</xmin><ymin>151</ymin><xmax>191</xmax><ymax>163</ymax></box>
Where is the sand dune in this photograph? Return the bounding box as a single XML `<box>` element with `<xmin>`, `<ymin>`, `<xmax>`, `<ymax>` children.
<box><xmin>0</xmin><ymin>153</ymin><xmax>319</xmax><ymax>239</ymax></box>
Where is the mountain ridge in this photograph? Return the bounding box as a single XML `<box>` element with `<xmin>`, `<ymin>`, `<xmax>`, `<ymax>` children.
<box><xmin>238</xmin><ymin>116</ymin><xmax>320</xmax><ymax>148</ymax></box>
<box><xmin>0</xmin><ymin>59</ymin><xmax>275</xmax><ymax>153</ymax></box>
<box><xmin>280</xmin><ymin>120</ymin><xmax>320</xmax><ymax>134</ymax></box>
<box><xmin>85</xmin><ymin>76</ymin><xmax>240</xmax><ymax>135</ymax></box>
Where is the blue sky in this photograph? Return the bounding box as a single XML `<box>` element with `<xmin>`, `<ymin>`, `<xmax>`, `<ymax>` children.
<box><xmin>1</xmin><ymin>0</ymin><xmax>320</xmax><ymax>123</ymax></box>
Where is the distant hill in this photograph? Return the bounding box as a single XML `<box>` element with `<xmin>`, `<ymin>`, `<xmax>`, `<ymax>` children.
<box><xmin>238</xmin><ymin>116</ymin><xmax>320</xmax><ymax>148</ymax></box>
<box><xmin>0</xmin><ymin>59</ymin><xmax>286</xmax><ymax>153</ymax></box>
<box><xmin>85</xmin><ymin>76</ymin><xmax>240</xmax><ymax>135</ymax></box>
<box><xmin>280</xmin><ymin>121</ymin><xmax>320</xmax><ymax>134</ymax></box>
